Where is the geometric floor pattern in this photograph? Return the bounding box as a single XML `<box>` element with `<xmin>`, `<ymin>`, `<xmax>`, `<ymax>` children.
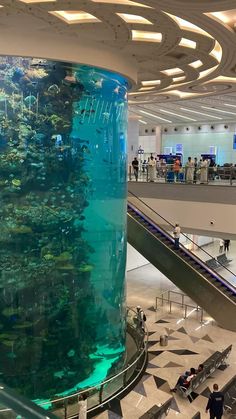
<box><xmin>93</xmin><ymin>307</ymin><xmax>236</xmax><ymax>418</ymax></box>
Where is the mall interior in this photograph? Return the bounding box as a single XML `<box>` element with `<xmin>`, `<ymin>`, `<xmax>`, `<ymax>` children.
<box><xmin>0</xmin><ymin>1</ymin><xmax>236</xmax><ymax>419</ymax></box>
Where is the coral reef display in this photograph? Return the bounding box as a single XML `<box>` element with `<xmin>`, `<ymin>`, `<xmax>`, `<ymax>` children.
<box><xmin>0</xmin><ymin>56</ymin><xmax>128</xmax><ymax>400</ymax></box>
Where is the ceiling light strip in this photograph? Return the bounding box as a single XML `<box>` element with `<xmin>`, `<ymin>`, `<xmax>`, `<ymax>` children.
<box><xmin>158</xmin><ymin>109</ymin><xmax>196</xmax><ymax>121</ymax></box>
<box><xmin>180</xmin><ymin>107</ymin><xmax>222</xmax><ymax>119</ymax></box>
<box><xmin>139</xmin><ymin>110</ymin><xmax>172</xmax><ymax>123</ymax></box>
<box><xmin>138</xmin><ymin>119</ymin><xmax>147</xmax><ymax>124</ymax></box>
<box><xmin>201</xmin><ymin>106</ymin><xmax>236</xmax><ymax>116</ymax></box>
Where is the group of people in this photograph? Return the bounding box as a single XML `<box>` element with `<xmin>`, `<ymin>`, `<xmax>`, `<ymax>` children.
<box><xmin>131</xmin><ymin>154</ymin><xmax>213</xmax><ymax>184</ymax></box>
<box><xmin>171</xmin><ymin>365</ymin><xmax>224</xmax><ymax>419</ymax></box>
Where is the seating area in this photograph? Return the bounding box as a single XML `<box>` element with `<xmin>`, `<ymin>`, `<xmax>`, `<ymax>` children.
<box><xmin>139</xmin><ymin>397</ymin><xmax>173</xmax><ymax>418</ymax></box>
<box><xmin>177</xmin><ymin>345</ymin><xmax>232</xmax><ymax>400</ymax></box>
<box><xmin>222</xmin><ymin>375</ymin><xmax>236</xmax><ymax>415</ymax></box>
<box><xmin>206</xmin><ymin>253</ymin><xmax>232</xmax><ymax>270</ymax></box>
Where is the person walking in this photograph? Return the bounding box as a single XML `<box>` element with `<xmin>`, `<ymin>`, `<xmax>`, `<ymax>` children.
<box><xmin>206</xmin><ymin>383</ymin><xmax>224</xmax><ymax>419</ymax></box>
<box><xmin>185</xmin><ymin>157</ymin><xmax>194</xmax><ymax>183</ymax></box>
<box><xmin>132</xmin><ymin>157</ymin><xmax>139</xmax><ymax>181</ymax></box>
<box><xmin>173</xmin><ymin>157</ymin><xmax>181</xmax><ymax>182</ymax></box>
<box><xmin>173</xmin><ymin>224</ymin><xmax>181</xmax><ymax>250</ymax></box>
<box><xmin>78</xmin><ymin>393</ymin><xmax>88</xmax><ymax>419</ymax></box>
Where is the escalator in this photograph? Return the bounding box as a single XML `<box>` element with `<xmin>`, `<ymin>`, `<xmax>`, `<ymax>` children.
<box><xmin>127</xmin><ymin>193</ymin><xmax>236</xmax><ymax>332</ymax></box>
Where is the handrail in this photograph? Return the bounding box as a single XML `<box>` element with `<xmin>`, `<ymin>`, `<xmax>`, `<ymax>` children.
<box><xmin>128</xmin><ymin>189</ymin><xmax>236</xmax><ymax>278</ymax></box>
<box><xmin>128</xmin><ymin>198</ymin><xmax>236</xmax><ymax>295</ymax></box>
<box><xmin>37</xmin><ymin>307</ymin><xmax>148</xmax><ymax>411</ymax></box>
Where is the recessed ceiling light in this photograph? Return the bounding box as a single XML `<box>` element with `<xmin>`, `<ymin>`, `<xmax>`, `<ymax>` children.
<box><xmin>201</xmin><ymin>105</ymin><xmax>236</xmax><ymax>116</ymax></box>
<box><xmin>210</xmin><ymin>40</ymin><xmax>222</xmax><ymax>62</ymax></box>
<box><xmin>92</xmin><ymin>0</ymin><xmax>152</xmax><ymax>6</ymax></box>
<box><xmin>206</xmin><ymin>11</ymin><xmax>232</xmax><ymax>24</ymax></box>
<box><xmin>139</xmin><ymin>110</ymin><xmax>172</xmax><ymax>123</ymax></box>
<box><xmin>179</xmin><ymin>38</ymin><xmax>196</xmax><ymax>49</ymax></box>
<box><xmin>132</xmin><ymin>30</ymin><xmax>162</xmax><ymax>42</ymax></box>
<box><xmin>20</xmin><ymin>0</ymin><xmax>55</xmax><ymax>2</ymax></box>
<box><xmin>164</xmin><ymin>12</ymin><xmax>212</xmax><ymax>37</ymax></box>
<box><xmin>189</xmin><ymin>60</ymin><xmax>203</xmax><ymax>69</ymax></box>
<box><xmin>173</xmin><ymin>76</ymin><xmax>186</xmax><ymax>82</ymax></box>
<box><xmin>199</xmin><ymin>65</ymin><xmax>218</xmax><ymax>79</ymax></box>
<box><xmin>139</xmin><ymin>86</ymin><xmax>156</xmax><ymax>91</ymax></box>
<box><xmin>139</xmin><ymin>119</ymin><xmax>147</xmax><ymax>124</ymax></box>
<box><xmin>116</xmin><ymin>13</ymin><xmax>152</xmax><ymax>24</ymax></box>
<box><xmin>159</xmin><ymin>109</ymin><xmax>196</xmax><ymax>121</ymax></box>
<box><xmin>180</xmin><ymin>107</ymin><xmax>222</xmax><ymax>119</ymax></box>
<box><xmin>162</xmin><ymin>68</ymin><xmax>183</xmax><ymax>76</ymax></box>
<box><xmin>141</xmin><ymin>80</ymin><xmax>160</xmax><ymax>86</ymax></box>
<box><xmin>50</xmin><ymin>10</ymin><xmax>101</xmax><ymax>24</ymax></box>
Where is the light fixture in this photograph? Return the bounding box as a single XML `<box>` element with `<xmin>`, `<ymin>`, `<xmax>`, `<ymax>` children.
<box><xmin>139</xmin><ymin>86</ymin><xmax>156</xmax><ymax>91</ymax></box>
<box><xmin>164</xmin><ymin>12</ymin><xmax>212</xmax><ymax>37</ymax></box>
<box><xmin>138</xmin><ymin>119</ymin><xmax>147</xmax><ymax>124</ymax></box>
<box><xmin>141</xmin><ymin>80</ymin><xmax>160</xmax><ymax>86</ymax></box>
<box><xmin>91</xmin><ymin>0</ymin><xmax>152</xmax><ymax>7</ymax></box>
<box><xmin>173</xmin><ymin>76</ymin><xmax>186</xmax><ymax>82</ymax></box>
<box><xmin>210</xmin><ymin>40</ymin><xmax>222</xmax><ymax>62</ymax></box>
<box><xmin>206</xmin><ymin>11</ymin><xmax>233</xmax><ymax>24</ymax></box>
<box><xmin>116</xmin><ymin>13</ymin><xmax>152</xmax><ymax>24</ymax></box>
<box><xmin>201</xmin><ymin>106</ymin><xmax>236</xmax><ymax>116</ymax></box>
<box><xmin>132</xmin><ymin>30</ymin><xmax>162</xmax><ymax>42</ymax></box>
<box><xmin>162</xmin><ymin>68</ymin><xmax>183</xmax><ymax>76</ymax></box>
<box><xmin>158</xmin><ymin>109</ymin><xmax>196</xmax><ymax>121</ymax></box>
<box><xmin>224</xmin><ymin>103</ymin><xmax>236</xmax><ymax>108</ymax></box>
<box><xmin>199</xmin><ymin>65</ymin><xmax>218</xmax><ymax>79</ymax></box>
<box><xmin>180</xmin><ymin>107</ymin><xmax>222</xmax><ymax>119</ymax></box>
<box><xmin>49</xmin><ymin>10</ymin><xmax>101</xmax><ymax>24</ymax></box>
<box><xmin>20</xmin><ymin>0</ymin><xmax>55</xmax><ymax>2</ymax></box>
<box><xmin>139</xmin><ymin>110</ymin><xmax>172</xmax><ymax>123</ymax></box>
<box><xmin>179</xmin><ymin>38</ymin><xmax>197</xmax><ymax>49</ymax></box>
<box><xmin>189</xmin><ymin>60</ymin><xmax>203</xmax><ymax>69</ymax></box>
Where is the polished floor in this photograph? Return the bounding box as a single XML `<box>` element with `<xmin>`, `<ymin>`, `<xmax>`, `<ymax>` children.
<box><xmin>94</xmin><ymin>263</ymin><xmax>236</xmax><ymax>418</ymax></box>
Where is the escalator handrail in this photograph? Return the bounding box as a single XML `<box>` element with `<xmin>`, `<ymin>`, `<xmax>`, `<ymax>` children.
<box><xmin>128</xmin><ymin>202</ymin><xmax>236</xmax><ymax>296</ymax></box>
<box><xmin>128</xmin><ymin>190</ymin><xmax>236</xmax><ymax>278</ymax></box>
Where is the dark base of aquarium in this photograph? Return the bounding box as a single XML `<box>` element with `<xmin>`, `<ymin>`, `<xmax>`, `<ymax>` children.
<box><xmin>0</xmin><ymin>56</ymin><xmax>128</xmax><ymax>400</ymax></box>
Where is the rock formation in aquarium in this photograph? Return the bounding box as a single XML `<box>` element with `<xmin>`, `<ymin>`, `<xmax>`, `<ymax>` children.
<box><xmin>0</xmin><ymin>56</ymin><xmax>128</xmax><ymax>401</ymax></box>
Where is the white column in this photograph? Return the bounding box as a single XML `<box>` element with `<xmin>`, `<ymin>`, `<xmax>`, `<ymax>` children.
<box><xmin>128</xmin><ymin>118</ymin><xmax>139</xmax><ymax>163</ymax></box>
<box><xmin>155</xmin><ymin>125</ymin><xmax>162</xmax><ymax>155</ymax></box>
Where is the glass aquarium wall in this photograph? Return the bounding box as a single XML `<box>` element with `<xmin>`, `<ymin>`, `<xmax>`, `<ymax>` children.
<box><xmin>0</xmin><ymin>56</ymin><xmax>128</xmax><ymax>402</ymax></box>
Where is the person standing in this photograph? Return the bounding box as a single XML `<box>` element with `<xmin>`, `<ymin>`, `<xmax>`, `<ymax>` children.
<box><xmin>173</xmin><ymin>224</ymin><xmax>181</xmax><ymax>250</ymax></box>
<box><xmin>132</xmin><ymin>157</ymin><xmax>139</xmax><ymax>181</ymax></box>
<box><xmin>200</xmin><ymin>158</ymin><xmax>209</xmax><ymax>184</ymax></box>
<box><xmin>136</xmin><ymin>305</ymin><xmax>146</xmax><ymax>331</ymax></box>
<box><xmin>193</xmin><ymin>157</ymin><xmax>198</xmax><ymax>184</ymax></box>
<box><xmin>224</xmin><ymin>239</ymin><xmax>230</xmax><ymax>252</ymax></box>
<box><xmin>78</xmin><ymin>393</ymin><xmax>88</xmax><ymax>419</ymax></box>
<box><xmin>219</xmin><ymin>239</ymin><xmax>224</xmax><ymax>254</ymax></box>
<box><xmin>206</xmin><ymin>383</ymin><xmax>224</xmax><ymax>419</ymax></box>
<box><xmin>173</xmin><ymin>157</ymin><xmax>181</xmax><ymax>182</ymax></box>
<box><xmin>148</xmin><ymin>155</ymin><xmax>156</xmax><ymax>182</ymax></box>
<box><xmin>185</xmin><ymin>157</ymin><xmax>194</xmax><ymax>183</ymax></box>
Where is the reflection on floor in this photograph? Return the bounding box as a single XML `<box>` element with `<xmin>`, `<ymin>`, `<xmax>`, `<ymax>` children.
<box><xmin>94</xmin><ymin>263</ymin><xmax>236</xmax><ymax>418</ymax></box>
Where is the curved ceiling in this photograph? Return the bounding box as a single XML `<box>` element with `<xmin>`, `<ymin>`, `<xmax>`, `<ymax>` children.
<box><xmin>1</xmin><ymin>0</ymin><xmax>236</xmax><ymax>123</ymax></box>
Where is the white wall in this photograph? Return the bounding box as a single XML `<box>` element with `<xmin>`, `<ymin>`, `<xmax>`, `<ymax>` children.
<box><xmin>127</xmin><ymin>243</ymin><xmax>149</xmax><ymax>271</ymax></box>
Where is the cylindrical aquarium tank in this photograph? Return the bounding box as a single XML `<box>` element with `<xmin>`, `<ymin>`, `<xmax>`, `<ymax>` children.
<box><xmin>0</xmin><ymin>56</ymin><xmax>128</xmax><ymax>401</ymax></box>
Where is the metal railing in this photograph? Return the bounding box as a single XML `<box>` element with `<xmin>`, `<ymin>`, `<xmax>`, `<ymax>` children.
<box><xmin>155</xmin><ymin>289</ymin><xmax>207</xmax><ymax>323</ymax></box>
<box><xmin>129</xmin><ymin>164</ymin><xmax>236</xmax><ymax>185</ymax></box>
<box><xmin>128</xmin><ymin>190</ymin><xmax>236</xmax><ymax>288</ymax></box>
<box><xmin>11</xmin><ymin>307</ymin><xmax>148</xmax><ymax>418</ymax></box>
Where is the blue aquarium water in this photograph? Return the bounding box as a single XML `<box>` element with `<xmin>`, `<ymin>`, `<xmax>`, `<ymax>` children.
<box><xmin>0</xmin><ymin>57</ymin><xmax>128</xmax><ymax>400</ymax></box>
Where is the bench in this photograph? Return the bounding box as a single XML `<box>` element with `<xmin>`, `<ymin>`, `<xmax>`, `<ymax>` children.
<box><xmin>217</xmin><ymin>253</ymin><xmax>232</xmax><ymax>267</ymax></box>
<box><xmin>178</xmin><ymin>345</ymin><xmax>232</xmax><ymax>400</ymax></box>
<box><xmin>205</xmin><ymin>258</ymin><xmax>220</xmax><ymax>270</ymax></box>
<box><xmin>222</xmin><ymin>375</ymin><xmax>236</xmax><ymax>414</ymax></box>
<box><xmin>139</xmin><ymin>397</ymin><xmax>173</xmax><ymax>418</ymax></box>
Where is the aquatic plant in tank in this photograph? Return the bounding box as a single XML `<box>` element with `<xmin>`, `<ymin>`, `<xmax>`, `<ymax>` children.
<box><xmin>0</xmin><ymin>56</ymin><xmax>128</xmax><ymax>401</ymax></box>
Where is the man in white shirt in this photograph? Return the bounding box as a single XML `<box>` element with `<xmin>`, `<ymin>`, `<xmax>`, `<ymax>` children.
<box><xmin>173</xmin><ymin>224</ymin><xmax>181</xmax><ymax>250</ymax></box>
